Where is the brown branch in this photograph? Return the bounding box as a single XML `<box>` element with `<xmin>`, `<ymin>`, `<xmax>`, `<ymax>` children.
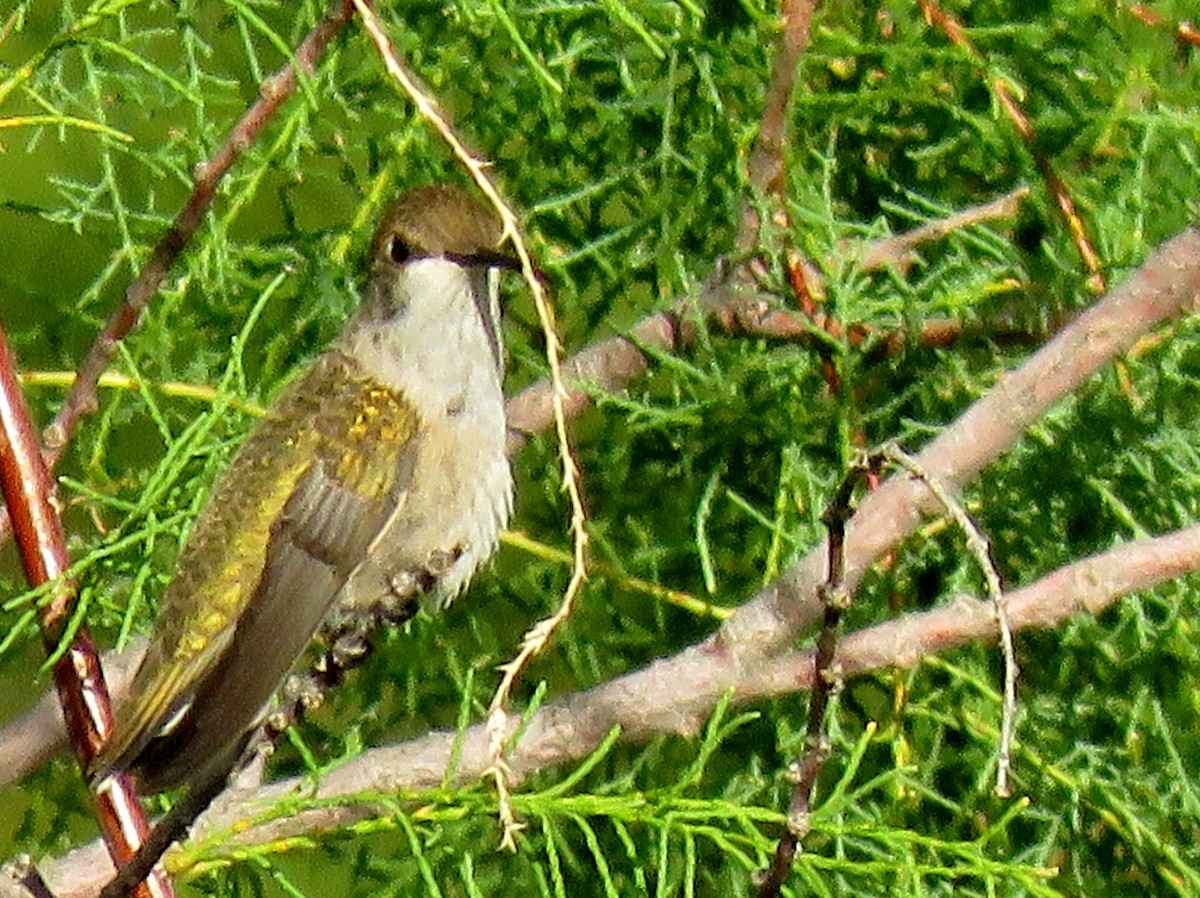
<box><xmin>738</xmin><ymin>523</ymin><xmax>1200</xmax><ymax>700</ymax></box>
<box><xmin>29</xmin><ymin>517</ymin><xmax>1200</xmax><ymax>897</ymax></box>
<box><xmin>508</xmin><ymin>187</ymin><xmax>1030</xmax><ymax>447</ymax></box>
<box><xmin>852</xmin><ymin>185</ymin><xmax>1030</xmax><ymax>274</ymax></box>
<box><xmin>506</xmin><ymin>310</ymin><xmax>687</xmax><ymax>452</ymax></box>
<box><xmin>0</xmin><ymin>0</ymin><xmax>357</xmax><ymax>547</ymax></box>
<box><xmin>739</xmin><ymin>0</ymin><xmax>819</xmax><ymax>247</ymax></box>
<box><xmin>0</xmin><ymin>328</ymin><xmax>170</xmax><ymax>898</ymax></box>
<box><xmin>719</xmin><ymin>225</ymin><xmax>1200</xmax><ymax>660</ymax></box>
<box><xmin>740</xmin><ymin>0</ymin><xmax>828</xmax><ymax>390</ymax></box>
<box><xmin>707</xmin><ymin>295</ymin><xmax>1052</xmax><ymax>352</ymax></box>
<box><xmin>995</xmin><ymin>83</ymin><xmax>1106</xmax><ymax>293</ymax></box>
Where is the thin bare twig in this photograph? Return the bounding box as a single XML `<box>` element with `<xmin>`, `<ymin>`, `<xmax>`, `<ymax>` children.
<box><xmin>757</xmin><ymin>453</ymin><xmax>880</xmax><ymax>898</ymax></box>
<box><xmin>877</xmin><ymin>444</ymin><xmax>1015</xmax><ymax>796</ymax></box>
<box><xmin>739</xmin><ymin>0</ymin><xmax>819</xmax><ymax>248</ymax></box>
<box><xmin>738</xmin><ymin>0</ymin><xmax>834</xmax><ymax>391</ymax></box>
<box><xmin>349</xmin><ymin>0</ymin><xmax>588</xmax><ymax>849</ymax></box>
<box><xmin>759</xmin><ymin>439</ymin><xmax>1016</xmax><ymax>893</ymax></box>
<box><xmin>0</xmin><ymin>326</ymin><xmax>171</xmax><ymax>898</ymax></box>
<box><xmin>853</xmin><ymin>186</ymin><xmax>1030</xmax><ymax>273</ymax></box>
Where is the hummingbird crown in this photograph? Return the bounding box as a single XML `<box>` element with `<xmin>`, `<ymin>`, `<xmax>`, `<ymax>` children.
<box><xmin>371</xmin><ymin>184</ymin><xmax>504</xmax><ymax>268</ymax></box>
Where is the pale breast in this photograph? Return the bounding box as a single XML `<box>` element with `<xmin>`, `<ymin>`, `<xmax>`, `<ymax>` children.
<box><xmin>335</xmin><ymin>256</ymin><xmax>512</xmax><ymax>612</ymax></box>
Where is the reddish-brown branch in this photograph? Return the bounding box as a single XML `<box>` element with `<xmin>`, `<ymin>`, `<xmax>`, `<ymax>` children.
<box><xmin>917</xmin><ymin>0</ymin><xmax>1107</xmax><ymax>292</ymax></box>
<box><xmin>0</xmin><ymin>640</ymin><xmax>145</xmax><ymax>788</ymax></box>
<box><xmin>993</xmin><ymin>83</ymin><xmax>1106</xmax><ymax>293</ymax></box>
<box><xmin>916</xmin><ymin>0</ymin><xmax>975</xmax><ymax>56</ymax></box>
<box><xmin>783</xmin><ymin>254</ymin><xmax>841</xmax><ymax>393</ymax></box>
<box><xmin>0</xmin><ymin>327</ymin><xmax>170</xmax><ymax>898</ymax></box>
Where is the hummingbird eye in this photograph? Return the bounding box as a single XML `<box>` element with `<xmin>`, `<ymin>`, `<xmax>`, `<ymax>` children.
<box><xmin>388</xmin><ymin>235</ymin><xmax>411</xmax><ymax>264</ymax></box>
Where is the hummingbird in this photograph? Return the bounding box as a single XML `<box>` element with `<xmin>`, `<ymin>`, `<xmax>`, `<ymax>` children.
<box><xmin>90</xmin><ymin>185</ymin><xmax>514</xmax><ymax>798</ymax></box>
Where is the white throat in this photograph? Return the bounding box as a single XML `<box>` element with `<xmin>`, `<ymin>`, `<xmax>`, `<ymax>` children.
<box><xmin>344</xmin><ymin>257</ymin><xmax>503</xmax><ymax>415</ymax></box>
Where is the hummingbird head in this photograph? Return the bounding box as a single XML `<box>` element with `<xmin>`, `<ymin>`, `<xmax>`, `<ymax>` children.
<box><xmin>359</xmin><ymin>185</ymin><xmax>509</xmax><ymax>369</ymax></box>
<box><xmin>370</xmin><ymin>184</ymin><xmax>505</xmax><ymax>266</ymax></box>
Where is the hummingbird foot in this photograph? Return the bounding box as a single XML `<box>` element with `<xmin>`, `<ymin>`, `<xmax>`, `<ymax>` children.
<box><xmin>260</xmin><ymin>550</ymin><xmax>459</xmax><ymax>747</ymax></box>
<box><xmin>380</xmin><ymin>546</ymin><xmax>461</xmax><ymax>622</ymax></box>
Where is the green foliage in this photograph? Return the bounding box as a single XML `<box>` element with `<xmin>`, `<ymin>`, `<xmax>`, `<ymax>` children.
<box><xmin>1</xmin><ymin>0</ymin><xmax>1199</xmax><ymax>895</ymax></box>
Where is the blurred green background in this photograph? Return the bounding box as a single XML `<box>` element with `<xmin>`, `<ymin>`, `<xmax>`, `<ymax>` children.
<box><xmin>2</xmin><ymin>0</ymin><xmax>1200</xmax><ymax>895</ymax></box>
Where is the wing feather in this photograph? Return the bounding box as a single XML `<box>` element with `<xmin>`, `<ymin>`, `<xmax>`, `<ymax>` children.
<box><xmin>92</xmin><ymin>351</ymin><xmax>419</xmax><ymax>790</ymax></box>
